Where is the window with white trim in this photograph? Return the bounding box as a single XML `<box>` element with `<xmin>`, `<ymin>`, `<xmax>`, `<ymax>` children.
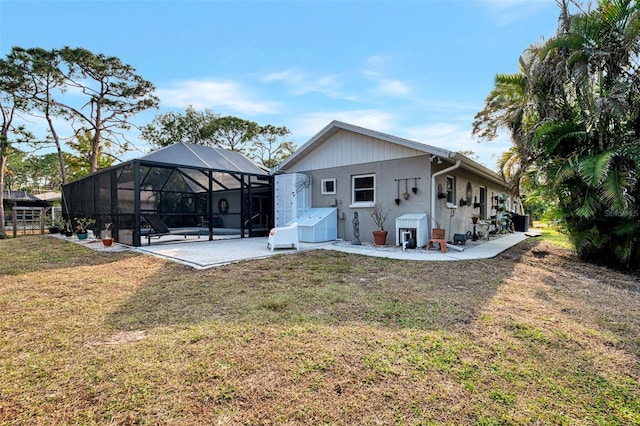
<box><xmin>321</xmin><ymin>178</ymin><xmax>336</xmax><ymax>195</ymax></box>
<box><xmin>446</xmin><ymin>175</ymin><xmax>455</xmax><ymax>204</ymax></box>
<box><xmin>352</xmin><ymin>174</ymin><xmax>375</xmax><ymax>206</ymax></box>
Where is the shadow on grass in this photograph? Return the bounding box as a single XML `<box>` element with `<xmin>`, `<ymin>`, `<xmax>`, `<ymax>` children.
<box><xmin>106</xmin><ymin>241</ymin><xmax>535</xmax><ymax>332</ymax></box>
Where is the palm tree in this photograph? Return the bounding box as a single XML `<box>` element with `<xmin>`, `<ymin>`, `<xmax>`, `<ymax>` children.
<box><xmin>475</xmin><ymin>0</ymin><xmax>640</xmax><ymax>270</ymax></box>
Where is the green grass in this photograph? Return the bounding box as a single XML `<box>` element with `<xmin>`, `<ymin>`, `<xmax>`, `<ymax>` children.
<box><xmin>0</xmin><ymin>235</ymin><xmax>638</xmax><ymax>424</ymax></box>
<box><xmin>534</xmin><ymin>223</ymin><xmax>574</xmax><ymax>249</ymax></box>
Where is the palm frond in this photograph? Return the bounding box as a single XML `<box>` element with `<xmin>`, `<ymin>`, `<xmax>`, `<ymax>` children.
<box><xmin>579</xmin><ymin>151</ymin><xmax>613</xmax><ymax>187</ymax></box>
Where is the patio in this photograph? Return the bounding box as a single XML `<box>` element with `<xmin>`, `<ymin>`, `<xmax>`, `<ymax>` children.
<box><xmin>53</xmin><ymin>232</ymin><xmax>530</xmax><ymax>269</ymax></box>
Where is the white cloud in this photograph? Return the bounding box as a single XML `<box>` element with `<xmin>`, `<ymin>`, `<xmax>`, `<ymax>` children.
<box><xmin>291</xmin><ymin>110</ymin><xmax>396</xmax><ymax>143</ymax></box>
<box><xmin>403</xmin><ymin>123</ymin><xmax>507</xmax><ymax>170</ymax></box>
<box><xmin>262</xmin><ymin>67</ymin><xmax>352</xmax><ymax>100</ymax></box>
<box><xmin>377</xmin><ymin>79</ymin><xmax>410</xmax><ymax>97</ymax></box>
<box><xmin>479</xmin><ymin>0</ymin><xmax>554</xmax><ymax>27</ymax></box>
<box><xmin>157</xmin><ymin>79</ymin><xmax>281</xmax><ymax>115</ymax></box>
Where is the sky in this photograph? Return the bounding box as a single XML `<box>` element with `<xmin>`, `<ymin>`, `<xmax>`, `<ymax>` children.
<box><xmin>0</xmin><ymin>0</ymin><xmax>561</xmax><ymax>170</ymax></box>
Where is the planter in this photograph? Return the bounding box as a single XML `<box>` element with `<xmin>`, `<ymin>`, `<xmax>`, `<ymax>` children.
<box><xmin>472</xmin><ymin>217</ymin><xmax>479</xmax><ymax>224</ymax></box>
<box><xmin>395</xmin><ymin>198</ymin><xmax>401</xmax><ymax>205</ymax></box>
<box><xmin>77</xmin><ymin>231</ymin><xmax>88</xmax><ymax>240</ymax></box>
<box><xmin>102</xmin><ymin>238</ymin><xmax>114</xmax><ymax>247</ymax></box>
<box><xmin>432</xmin><ymin>228</ymin><xmax>446</xmax><ymax>239</ymax></box>
<box><xmin>64</xmin><ymin>230</ymin><xmax>73</xmax><ymax>237</ymax></box>
<box><xmin>48</xmin><ymin>226</ymin><xmax>59</xmax><ymax>234</ymax></box>
<box><xmin>372</xmin><ymin>230</ymin><xmax>388</xmax><ymax>246</ymax></box>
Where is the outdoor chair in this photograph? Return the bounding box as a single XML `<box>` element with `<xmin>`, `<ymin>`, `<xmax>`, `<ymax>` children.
<box><xmin>142</xmin><ymin>215</ymin><xmax>203</xmax><ymax>245</ymax></box>
<box><xmin>267</xmin><ymin>222</ymin><xmax>299</xmax><ymax>251</ymax></box>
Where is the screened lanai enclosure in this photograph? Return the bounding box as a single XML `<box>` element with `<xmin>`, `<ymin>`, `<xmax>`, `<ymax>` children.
<box><xmin>62</xmin><ymin>143</ymin><xmax>273</xmax><ymax>246</ymax></box>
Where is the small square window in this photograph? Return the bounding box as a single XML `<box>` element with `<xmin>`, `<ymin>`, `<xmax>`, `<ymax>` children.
<box><xmin>321</xmin><ymin>178</ymin><xmax>336</xmax><ymax>195</ymax></box>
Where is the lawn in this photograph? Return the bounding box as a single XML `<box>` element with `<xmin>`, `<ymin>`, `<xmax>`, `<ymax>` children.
<box><xmin>0</xmin><ymin>233</ymin><xmax>638</xmax><ymax>425</ymax></box>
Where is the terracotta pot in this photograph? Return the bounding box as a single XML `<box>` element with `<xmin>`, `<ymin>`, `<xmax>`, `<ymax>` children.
<box><xmin>372</xmin><ymin>230</ymin><xmax>388</xmax><ymax>246</ymax></box>
<box><xmin>102</xmin><ymin>238</ymin><xmax>114</xmax><ymax>247</ymax></box>
<box><xmin>432</xmin><ymin>228</ymin><xmax>445</xmax><ymax>239</ymax></box>
<box><xmin>472</xmin><ymin>217</ymin><xmax>479</xmax><ymax>224</ymax></box>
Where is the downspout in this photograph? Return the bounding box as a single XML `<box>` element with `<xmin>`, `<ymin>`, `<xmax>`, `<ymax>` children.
<box><xmin>430</xmin><ymin>159</ymin><xmax>461</xmax><ymax>233</ymax></box>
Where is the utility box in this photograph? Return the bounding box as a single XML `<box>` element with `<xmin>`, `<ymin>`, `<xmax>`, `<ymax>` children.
<box><xmin>395</xmin><ymin>213</ymin><xmax>429</xmax><ymax>248</ymax></box>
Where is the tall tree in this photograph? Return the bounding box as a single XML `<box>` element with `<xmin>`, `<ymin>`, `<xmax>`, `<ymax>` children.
<box><xmin>0</xmin><ymin>56</ymin><xmax>28</xmax><ymax>238</ymax></box>
<box><xmin>57</xmin><ymin>47</ymin><xmax>159</xmax><ymax>173</ymax></box>
<box><xmin>7</xmin><ymin>47</ymin><xmax>69</xmax><ymax>184</ymax></box>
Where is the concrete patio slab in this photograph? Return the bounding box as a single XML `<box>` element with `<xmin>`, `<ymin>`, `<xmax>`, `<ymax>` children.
<box><xmin>51</xmin><ymin>231</ymin><xmax>531</xmax><ymax>270</ymax></box>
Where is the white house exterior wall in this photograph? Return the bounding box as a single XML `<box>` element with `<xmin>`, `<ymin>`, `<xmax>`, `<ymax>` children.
<box><xmin>285</xmin><ymin>129</ymin><xmax>426</xmax><ymax>172</ymax></box>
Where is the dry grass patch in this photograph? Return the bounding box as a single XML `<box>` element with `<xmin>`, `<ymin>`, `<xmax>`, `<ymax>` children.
<box><xmin>0</xmin><ymin>235</ymin><xmax>638</xmax><ymax>424</ymax></box>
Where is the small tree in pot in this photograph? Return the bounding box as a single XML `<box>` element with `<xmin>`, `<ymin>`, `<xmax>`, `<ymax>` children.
<box><xmin>369</xmin><ymin>201</ymin><xmax>390</xmax><ymax>246</ymax></box>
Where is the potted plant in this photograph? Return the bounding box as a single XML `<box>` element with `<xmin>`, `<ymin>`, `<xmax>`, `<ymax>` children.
<box><xmin>101</xmin><ymin>222</ymin><xmax>114</xmax><ymax>247</ymax></box>
<box><xmin>432</xmin><ymin>218</ymin><xmax>445</xmax><ymax>239</ymax></box>
<box><xmin>46</xmin><ymin>217</ymin><xmax>59</xmax><ymax>234</ymax></box>
<box><xmin>472</xmin><ymin>214</ymin><xmax>479</xmax><ymax>224</ymax></box>
<box><xmin>61</xmin><ymin>220</ymin><xmax>73</xmax><ymax>237</ymax></box>
<box><xmin>74</xmin><ymin>217</ymin><xmax>96</xmax><ymax>240</ymax></box>
<box><xmin>369</xmin><ymin>201</ymin><xmax>390</xmax><ymax>246</ymax></box>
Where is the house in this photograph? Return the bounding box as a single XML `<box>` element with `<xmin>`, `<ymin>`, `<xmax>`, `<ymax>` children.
<box><xmin>274</xmin><ymin>121</ymin><xmax>513</xmax><ymax>246</ymax></box>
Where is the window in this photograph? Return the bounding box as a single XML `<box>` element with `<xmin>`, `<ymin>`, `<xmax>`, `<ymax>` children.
<box><xmin>446</xmin><ymin>176</ymin><xmax>455</xmax><ymax>204</ymax></box>
<box><xmin>352</xmin><ymin>174</ymin><xmax>375</xmax><ymax>206</ymax></box>
<box><xmin>321</xmin><ymin>178</ymin><xmax>336</xmax><ymax>195</ymax></box>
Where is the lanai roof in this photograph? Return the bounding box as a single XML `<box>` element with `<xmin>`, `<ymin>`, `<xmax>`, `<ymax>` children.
<box><xmin>140</xmin><ymin>142</ymin><xmax>269</xmax><ymax>176</ymax></box>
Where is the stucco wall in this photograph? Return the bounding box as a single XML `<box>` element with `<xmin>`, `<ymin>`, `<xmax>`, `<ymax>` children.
<box><xmin>432</xmin><ymin>167</ymin><xmax>511</xmax><ymax>241</ymax></box>
<box><xmin>297</xmin><ymin>157</ymin><xmax>510</xmax><ymax>246</ymax></box>
<box><xmin>300</xmin><ymin>155</ymin><xmax>433</xmax><ymax>244</ymax></box>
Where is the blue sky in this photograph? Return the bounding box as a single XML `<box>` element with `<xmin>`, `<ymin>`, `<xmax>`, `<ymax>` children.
<box><xmin>1</xmin><ymin>0</ymin><xmax>560</xmax><ymax>169</ymax></box>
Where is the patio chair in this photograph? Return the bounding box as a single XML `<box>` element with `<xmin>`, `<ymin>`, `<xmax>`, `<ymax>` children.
<box><xmin>142</xmin><ymin>215</ymin><xmax>202</xmax><ymax>245</ymax></box>
<box><xmin>267</xmin><ymin>222</ymin><xmax>299</xmax><ymax>251</ymax></box>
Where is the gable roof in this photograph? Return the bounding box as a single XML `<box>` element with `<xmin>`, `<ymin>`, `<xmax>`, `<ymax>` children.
<box><xmin>140</xmin><ymin>142</ymin><xmax>269</xmax><ymax>176</ymax></box>
<box><xmin>275</xmin><ymin>120</ymin><xmax>450</xmax><ymax>172</ymax></box>
<box><xmin>275</xmin><ymin>120</ymin><xmax>505</xmax><ymax>186</ymax></box>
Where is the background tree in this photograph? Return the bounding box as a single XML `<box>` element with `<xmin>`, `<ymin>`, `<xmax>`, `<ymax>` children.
<box><xmin>200</xmin><ymin>116</ymin><xmax>260</xmax><ymax>152</ymax></box>
<box><xmin>141</xmin><ymin>108</ymin><xmax>296</xmax><ymax>167</ymax></box>
<box><xmin>57</xmin><ymin>46</ymin><xmax>159</xmax><ymax>173</ymax></box>
<box><xmin>250</xmin><ymin>124</ymin><xmax>295</xmax><ymax>168</ymax></box>
<box><xmin>140</xmin><ymin>105</ymin><xmax>219</xmax><ymax>148</ymax></box>
<box><xmin>65</xmin><ymin>130</ymin><xmax>115</xmax><ymax>181</ymax></box>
